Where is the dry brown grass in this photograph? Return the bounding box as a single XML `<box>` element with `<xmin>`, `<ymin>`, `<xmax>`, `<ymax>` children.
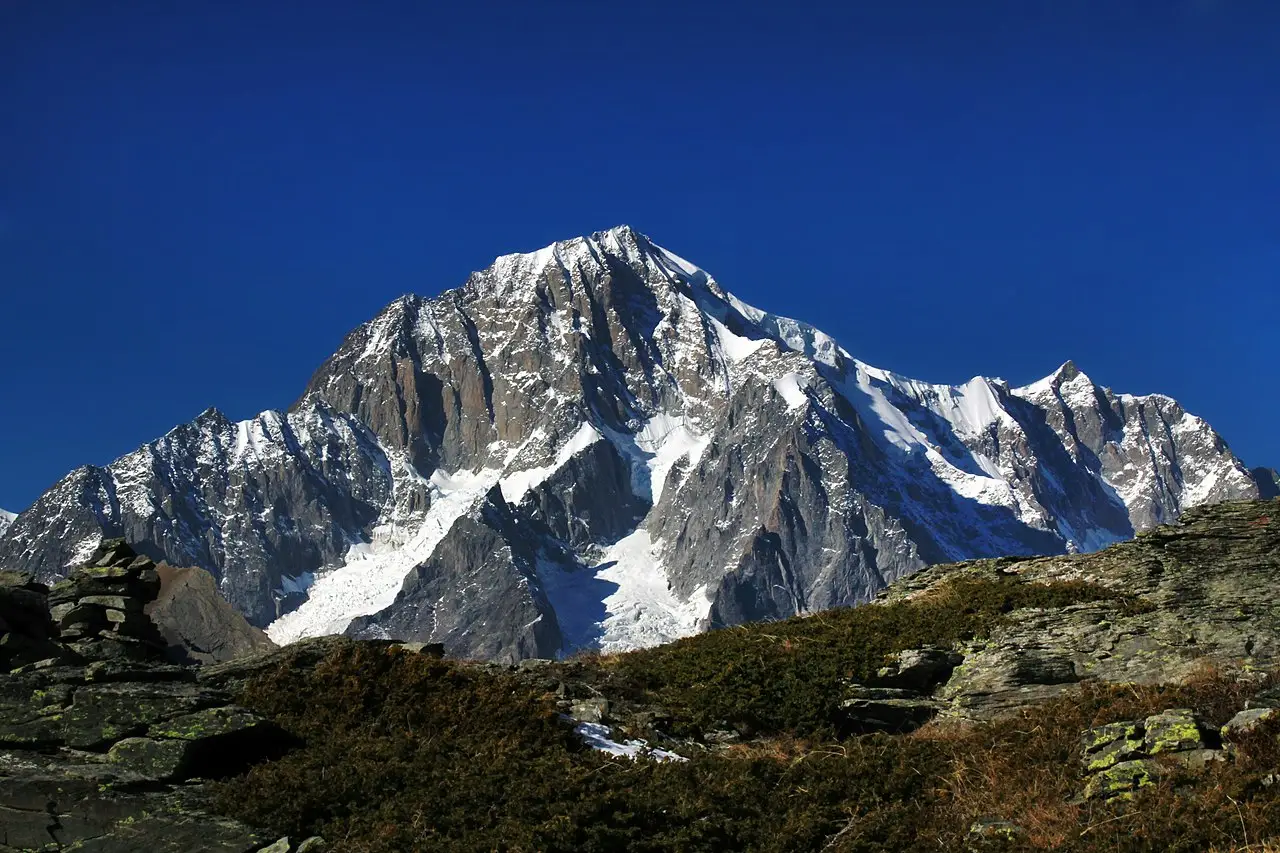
<box><xmin>899</xmin><ymin>668</ymin><xmax>1279</xmax><ymax>851</ymax></box>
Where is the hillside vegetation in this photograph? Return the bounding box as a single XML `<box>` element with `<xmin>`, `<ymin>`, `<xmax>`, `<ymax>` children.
<box><xmin>211</xmin><ymin>499</ymin><xmax>1280</xmax><ymax>853</ymax></box>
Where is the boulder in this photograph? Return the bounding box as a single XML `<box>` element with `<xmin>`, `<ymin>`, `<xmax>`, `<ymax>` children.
<box><xmin>874</xmin><ymin>647</ymin><xmax>963</xmax><ymax>692</ymax></box>
<box><xmin>1143</xmin><ymin>709</ymin><xmax>1207</xmax><ymax>755</ymax></box>
<box><xmin>107</xmin><ymin>736</ymin><xmax>191</xmax><ymax>781</ymax></box>
<box><xmin>147</xmin><ymin>564</ymin><xmax>277</xmax><ymax>664</ymax></box>
<box><xmin>840</xmin><ymin>686</ymin><xmax>944</xmax><ymax>733</ymax></box>
<box><xmin>1222</xmin><ymin>707</ymin><xmax>1279</xmax><ymax>739</ymax></box>
<box><xmin>570</xmin><ymin>698</ymin><xmax>609</xmax><ymax>723</ymax></box>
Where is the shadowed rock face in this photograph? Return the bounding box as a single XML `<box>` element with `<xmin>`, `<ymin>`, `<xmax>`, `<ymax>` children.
<box><xmin>346</xmin><ymin>487</ymin><xmax>563</xmax><ymax>663</ymax></box>
<box><xmin>0</xmin><ymin>227</ymin><xmax>1268</xmax><ymax>659</ymax></box>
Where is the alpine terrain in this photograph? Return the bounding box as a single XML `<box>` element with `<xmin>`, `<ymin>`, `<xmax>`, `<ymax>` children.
<box><xmin>0</xmin><ymin>509</ymin><xmax>14</xmax><ymax>539</ymax></box>
<box><xmin>0</xmin><ymin>227</ymin><xmax>1272</xmax><ymax>662</ymax></box>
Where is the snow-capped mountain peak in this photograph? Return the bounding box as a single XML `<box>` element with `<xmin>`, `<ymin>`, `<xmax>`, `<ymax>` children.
<box><xmin>0</xmin><ymin>228</ymin><xmax>1267</xmax><ymax>662</ymax></box>
<box><xmin>0</xmin><ymin>509</ymin><xmax>15</xmax><ymax>539</ymax></box>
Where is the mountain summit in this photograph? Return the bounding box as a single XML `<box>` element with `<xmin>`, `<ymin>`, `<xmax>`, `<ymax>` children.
<box><xmin>0</xmin><ymin>227</ymin><xmax>1266</xmax><ymax>660</ymax></box>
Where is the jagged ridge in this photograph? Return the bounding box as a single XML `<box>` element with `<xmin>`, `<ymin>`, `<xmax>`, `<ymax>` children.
<box><xmin>0</xmin><ymin>227</ymin><xmax>1267</xmax><ymax>661</ymax></box>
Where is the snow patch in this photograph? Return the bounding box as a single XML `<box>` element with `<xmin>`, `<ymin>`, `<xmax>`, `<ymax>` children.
<box><xmin>573</xmin><ymin>721</ymin><xmax>686</xmax><ymax>762</ymax></box>
<box><xmin>653</xmin><ymin>245</ymin><xmax>702</xmax><ymax>278</ymax></box>
<box><xmin>772</xmin><ymin>373</ymin><xmax>810</xmax><ymax>410</ymax></box>
<box><xmin>707</xmin><ymin>315</ymin><xmax>767</xmax><ymax>364</ymax></box>
<box><xmin>233</xmin><ymin>412</ymin><xmax>285</xmax><ymax>463</ymax></box>
<box><xmin>603</xmin><ymin>414</ymin><xmax>709</xmax><ymax>504</ymax></box>
<box><xmin>66</xmin><ymin>534</ymin><xmax>103</xmax><ymax>569</ymax></box>
<box><xmin>948</xmin><ymin>377</ymin><xmax>1005</xmax><ymax>436</ymax></box>
<box><xmin>537</xmin><ymin>529</ymin><xmax>714</xmax><ymax>653</ymax></box>
<box><xmin>595</xmin><ymin>530</ymin><xmax>712</xmax><ymax>651</ymax></box>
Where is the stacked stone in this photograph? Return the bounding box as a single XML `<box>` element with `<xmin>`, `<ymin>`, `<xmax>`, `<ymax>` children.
<box><xmin>48</xmin><ymin>538</ymin><xmax>168</xmax><ymax>661</ymax></box>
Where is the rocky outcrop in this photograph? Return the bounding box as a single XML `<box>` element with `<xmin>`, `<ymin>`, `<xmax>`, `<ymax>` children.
<box><xmin>1078</xmin><ymin>707</ymin><xmax>1243</xmax><ymax>800</ymax></box>
<box><xmin>147</xmin><ymin>565</ymin><xmax>276</xmax><ymax>664</ymax></box>
<box><xmin>838</xmin><ymin>647</ymin><xmax>963</xmax><ymax>733</ymax></box>
<box><xmin>46</xmin><ymin>540</ymin><xmax>169</xmax><ymax>662</ymax></box>
<box><xmin>876</xmin><ymin>498</ymin><xmax>1280</xmax><ymax>721</ymax></box>
<box><xmin>0</xmin><ymin>540</ymin><xmax>301</xmax><ymax>852</ymax></box>
<box><xmin>0</xmin><ymin>228</ymin><xmax>1269</xmax><ymax>660</ymax></box>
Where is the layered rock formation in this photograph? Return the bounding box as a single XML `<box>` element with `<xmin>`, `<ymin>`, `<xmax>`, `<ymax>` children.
<box><xmin>0</xmin><ymin>228</ymin><xmax>1270</xmax><ymax>661</ymax></box>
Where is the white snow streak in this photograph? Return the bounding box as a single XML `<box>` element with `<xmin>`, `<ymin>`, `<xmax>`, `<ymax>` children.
<box><xmin>266</xmin><ymin>467</ymin><xmax>500</xmax><ymax>644</ymax></box>
<box><xmin>499</xmin><ymin>422</ymin><xmax>603</xmax><ymax>501</ymax></box>
<box><xmin>707</xmin><ymin>316</ymin><xmax>767</xmax><ymax>364</ymax></box>
<box><xmin>772</xmin><ymin>373</ymin><xmax>810</xmax><ymax>410</ymax></box>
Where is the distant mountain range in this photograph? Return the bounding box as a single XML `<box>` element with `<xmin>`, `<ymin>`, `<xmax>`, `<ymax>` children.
<box><xmin>1</xmin><ymin>226</ymin><xmax>1273</xmax><ymax>661</ymax></box>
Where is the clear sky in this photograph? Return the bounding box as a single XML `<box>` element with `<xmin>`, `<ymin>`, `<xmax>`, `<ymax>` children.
<box><xmin>1</xmin><ymin>0</ymin><xmax>1277</xmax><ymax>512</ymax></box>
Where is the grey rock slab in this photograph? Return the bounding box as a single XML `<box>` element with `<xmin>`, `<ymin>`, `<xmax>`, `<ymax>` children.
<box><xmin>1222</xmin><ymin>707</ymin><xmax>1278</xmax><ymax>739</ymax></box>
<box><xmin>1143</xmin><ymin>709</ymin><xmax>1206</xmax><ymax>755</ymax></box>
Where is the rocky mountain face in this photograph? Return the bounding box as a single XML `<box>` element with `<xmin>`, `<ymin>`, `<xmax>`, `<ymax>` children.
<box><xmin>0</xmin><ymin>227</ymin><xmax>1269</xmax><ymax>661</ymax></box>
<box><xmin>0</xmin><ymin>509</ymin><xmax>14</xmax><ymax>539</ymax></box>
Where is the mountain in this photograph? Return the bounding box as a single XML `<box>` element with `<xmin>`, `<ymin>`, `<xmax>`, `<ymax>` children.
<box><xmin>0</xmin><ymin>226</ymin><xmax>1267</xmax><ymax>661</ymax></box>
<box><xmin>0</xmin><ymin>509</ymin><xmax>14</xmax><ymax>538</ymax></box>
<box><xmin>1254</xmin><ymin>467</ymin><xmax>1280</xmax><ymax>499</ymax></box>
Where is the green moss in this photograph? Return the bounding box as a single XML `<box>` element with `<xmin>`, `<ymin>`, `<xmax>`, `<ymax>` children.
<box><xmin>1084</xmin><ymin>759</ymin><xmax>1158</xmax><ymax>800</ymax></box>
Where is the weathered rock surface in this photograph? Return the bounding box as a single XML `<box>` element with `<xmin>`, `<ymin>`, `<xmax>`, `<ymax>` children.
<box><xmin>0</xmin><ymin>541</ymin><xmax>294</xmax><ymax>851</ymax></box>
<box><xmin>0</xmin><ymin>229</ymin><xmax>1267</xmax><ymax>662</ymax></box>
<box><xmin>877</xmin><ymin>498</ymin><xmax>1280</xmax><ymax>721</ymax></box>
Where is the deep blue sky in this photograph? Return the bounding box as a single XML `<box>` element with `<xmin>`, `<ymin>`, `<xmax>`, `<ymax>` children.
<box><xmin>1</xmin><ymin>0</ymin><xmax>1277</xmax><ymax>511</ymax></box>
